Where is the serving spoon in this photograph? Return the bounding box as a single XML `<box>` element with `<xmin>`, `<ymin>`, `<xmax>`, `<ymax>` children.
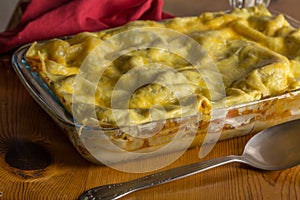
<box><xmin>79</xmin><ymin>119</ymin><xmax>300</xmax><ymax>200</ymax></box>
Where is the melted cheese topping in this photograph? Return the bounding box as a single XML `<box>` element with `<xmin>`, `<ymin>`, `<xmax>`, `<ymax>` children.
<box><xmin>26</xmin><ymin>5</ymin><xmax>300</xmax><ymax>127</ymax></box>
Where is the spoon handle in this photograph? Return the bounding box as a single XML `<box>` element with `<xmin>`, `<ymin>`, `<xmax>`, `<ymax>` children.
<box><xmin>79</xmin><ymin>155</ymin><xmax>244</xmax><ymax>200</ymax></box>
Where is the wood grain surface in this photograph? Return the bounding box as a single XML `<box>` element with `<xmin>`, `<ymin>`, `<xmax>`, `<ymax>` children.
<box><xmin>0</xmin><ymin>0</ymin><xmax>300</xmax><ymax>199</ymax></box>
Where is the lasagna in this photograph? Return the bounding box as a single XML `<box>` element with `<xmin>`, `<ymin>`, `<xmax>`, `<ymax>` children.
<box><xmin>25</xmin><ymin>4</ymin><xmax>300</xmax><ymax>129</ymax></box>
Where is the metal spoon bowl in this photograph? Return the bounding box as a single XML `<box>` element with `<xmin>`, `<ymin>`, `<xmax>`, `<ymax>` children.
<box><xmin>79</xmin><ymin>119</ymin><xmax>300</xmax><ymax>200</ymax></box>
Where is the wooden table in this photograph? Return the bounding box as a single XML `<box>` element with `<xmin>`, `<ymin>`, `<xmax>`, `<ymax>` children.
<box><xmin>0</xmin><ymin>0</ymin><xmax>299</xmax><ymax>199</ymax></box>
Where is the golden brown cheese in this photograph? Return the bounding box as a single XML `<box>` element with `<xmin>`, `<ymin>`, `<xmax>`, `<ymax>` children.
<box><xmin>25</xmin><ymin>5</ymin><xmax>300</xmax><ymax>127</ymax></box>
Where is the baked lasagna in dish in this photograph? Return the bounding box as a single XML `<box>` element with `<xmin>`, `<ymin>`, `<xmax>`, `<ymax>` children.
<box><xmin>24</xmin><ymin>5</ymin><xmax>300</xmax><ymax>155</ymax></box>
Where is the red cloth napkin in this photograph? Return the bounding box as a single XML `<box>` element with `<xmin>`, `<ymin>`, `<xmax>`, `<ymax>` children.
<box><xmin>0</xmin><ymin>0</ymin><xmax>173</xmax><ymax>54</ymax></box>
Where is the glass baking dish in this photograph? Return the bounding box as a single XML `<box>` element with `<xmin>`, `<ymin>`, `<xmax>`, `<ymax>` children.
<box><xmin>11</xmin><ymin>7</ymin><xmax>300</xmax><ymax>171</ymax></box>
